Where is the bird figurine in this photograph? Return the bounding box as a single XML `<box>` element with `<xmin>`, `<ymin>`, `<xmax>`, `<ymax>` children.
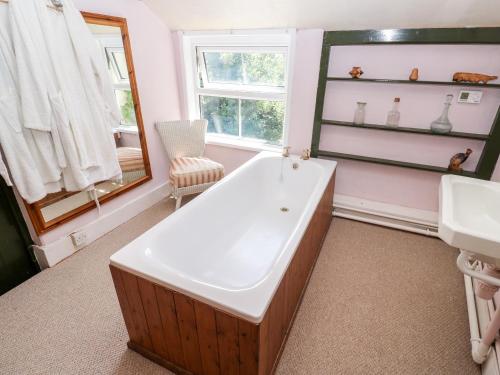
<box><xmin>448</xmin><ymin>148</ymin><xmax>472</xmax><ymax>172</ymax></box>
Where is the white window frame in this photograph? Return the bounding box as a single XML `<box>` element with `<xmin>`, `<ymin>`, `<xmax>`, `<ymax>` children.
<box><xmin>106</xmin><ymin>47</ymin><xmax>130</xmax><ymax>84</ymax></box>
<box><xmin>95</xmin><ymin>35</ymin><xmax>138</xmax><ymax>132</ymax></box>
<box><xmin>180</xmin><ymin>30</ymin><xmax>296</xmax><ymax>151</ymax></box>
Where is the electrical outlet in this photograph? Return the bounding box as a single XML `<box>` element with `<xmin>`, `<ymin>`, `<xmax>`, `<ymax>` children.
<box><xmin>70</xmin><ymin>230</ymin><xmax>88</xmax><ymax>248</ymax></box>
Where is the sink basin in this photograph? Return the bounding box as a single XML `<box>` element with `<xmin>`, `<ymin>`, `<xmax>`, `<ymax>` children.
<box><xmin>439</xmin><ymin>175</ymin><xmax>500</xmax><ymax>264</ymax></box>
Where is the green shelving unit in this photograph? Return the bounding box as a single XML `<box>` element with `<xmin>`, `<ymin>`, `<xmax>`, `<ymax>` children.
<box><xmin>311</xmin><ymin>28</ymin><xmax>500</xmax><ymax>180</ymax></box>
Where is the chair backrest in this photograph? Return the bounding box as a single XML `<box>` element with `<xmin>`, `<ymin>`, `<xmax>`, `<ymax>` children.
<box><xmin>155</xmin><ymin>120</ymin><xmax>207</xmax><ymax>161</ymax></box>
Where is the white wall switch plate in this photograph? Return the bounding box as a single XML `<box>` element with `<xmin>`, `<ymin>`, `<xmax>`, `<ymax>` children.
<box><xmin>458</xmin><ymin>90</ymin><xmax>483</xmax><ymax>104</ymax></box>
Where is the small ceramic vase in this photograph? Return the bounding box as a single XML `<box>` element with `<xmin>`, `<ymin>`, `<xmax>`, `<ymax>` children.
<box><xmin>409</xmin><ymin>68</ymin><xmax>419</xmax><ymax>81</ymax></box>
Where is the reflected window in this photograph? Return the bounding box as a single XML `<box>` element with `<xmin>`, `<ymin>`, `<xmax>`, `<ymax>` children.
<box><xmin>103</xmin><ymin>46</ymin><xmax>136</xmax><ymax>127</ymax></box>
<box><xmin>114</xmin><ymin>89</ymin><xmax>136</xmax><ymax>125</ymax></box>
<box><xmin>106</xmin><ymin>47</ymin><xmax>129</xmax><ymax>83</ymax></box>
<box><xmin>91</xmin><ymin>36</ymin><xmax>137</xmax><ymax>128</ymax></box>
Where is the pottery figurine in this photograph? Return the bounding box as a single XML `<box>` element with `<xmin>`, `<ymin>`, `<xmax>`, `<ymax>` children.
<box><xmin>349</xmin><ymin>66</ymin><xmax>363</xmax><ymax>79</ymax></box>
<box><xmin>409</xmin><ymin>68</ymin><xmax>419</xmax><ymax>81</ymax></box>
<box><xmin>448</xmin><ymin>148</ymin><xmax>472</xmax><ymax>172</ymax></box>
<box><xmin>453</xmin><ymin>72</ymin><xmax>498</xmax><ymax>84</ymax></box>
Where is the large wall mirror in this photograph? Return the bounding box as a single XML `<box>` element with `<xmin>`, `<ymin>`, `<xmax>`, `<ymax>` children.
<box><xmin>25</xmin><ymin>12</ymin><xmax>151</xmax><ymax>234</ymax></box>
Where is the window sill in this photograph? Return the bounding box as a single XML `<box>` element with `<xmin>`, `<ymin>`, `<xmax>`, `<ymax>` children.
<box><xmin>205</xmin><ymin>135</ymin><xmax>281</xmax><ymax>153</ymax></box>
<box><xmin>115</xmin><ymin>126</ymin><xmax>139</xmax><ymax>135</ymax></box>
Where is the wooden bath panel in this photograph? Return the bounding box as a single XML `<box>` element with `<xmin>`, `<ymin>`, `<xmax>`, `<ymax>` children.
<box><xmin>110</xmin><ymin>173</ymin><xmax>335</xmax><ymax>374</ymax></box>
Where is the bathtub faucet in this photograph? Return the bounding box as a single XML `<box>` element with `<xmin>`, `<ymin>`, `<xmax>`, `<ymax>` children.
<box><xmin>282</xmin><ymin>146</ymin><xmax>291</xmax><ymax>157</ymax></box>
<box><xmin>300</xmin><ymin>148</ymin><xmax>311</xmax><ymax>160</ymax></box>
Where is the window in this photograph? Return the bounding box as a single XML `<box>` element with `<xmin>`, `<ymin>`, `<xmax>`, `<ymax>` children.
<box><xmin>92</xmin><ymin>35</ymin><xmax>137</xmax><ymax>130</ymax></box>
<box><xmin>199</xmin><ymin>49</ymin><xmax>286</xmax><ymax>88</ymax></box>
<box><xmin>114</xmin><ymin>89</ymin><xmax>136</xmax><ymax>125</ymax></box>
<box><xmin>107</xmin><ymin>48</ymin><xmax>129</xmax><ymax>82</ymax></box>
<box><xmin>104</xmin><ymin>46</ymin><xmax>136</xmax><ymax>128</ymax></box>
<box><xmin>182</xmin><ymin>32</ymin><xmax>294</xmax><ymax>148</ymax></box>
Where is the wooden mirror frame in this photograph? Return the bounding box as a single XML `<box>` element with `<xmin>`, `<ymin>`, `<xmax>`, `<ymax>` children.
<box><xmin>25</xmin><ymin>12</ymin><xmax>152</xmax><ymax>234</ymax></box>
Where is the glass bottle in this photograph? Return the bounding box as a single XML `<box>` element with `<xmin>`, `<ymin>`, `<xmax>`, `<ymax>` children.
<box><xmin>431</xmin><ymin>94</ymin><xmax>454</xmax><ymax>134</ymax></box>
<box><xmin>353</xmin><ymin>102</ymin><xmax>366</xmax><ymax>125</ymax></box>
<box><xmin>386</xmin><ymin>97</ymin><xmax>401</xmax><ymax>127</ymax></box>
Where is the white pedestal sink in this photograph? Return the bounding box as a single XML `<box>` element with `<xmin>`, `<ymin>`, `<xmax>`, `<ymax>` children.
<box><xmin>439</xmin><ymin>175</ymin><xmax>500</xmax><ymax>266</ymax></box>
<box><xmin>439</xmin><ymin>175</ymin><xmax>500</xmax><ymax>366</ymax></box>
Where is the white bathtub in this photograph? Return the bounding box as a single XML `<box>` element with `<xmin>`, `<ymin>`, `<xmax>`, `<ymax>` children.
<box><xmin>110</xmin><ymin>151</ymin><xmax>336</xmax><ymax>323</ymax></box>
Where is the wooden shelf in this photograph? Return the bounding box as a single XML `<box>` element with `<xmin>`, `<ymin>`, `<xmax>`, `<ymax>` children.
<box><xmin>327</xmin><ymin>77</ymin><xmax>500</xmax><ymax>89</ymax></box>
<box><xmin>322</xmin><ymin>120</ymin><xmax>489</xmax><ymax>140</ymax></box>
<box><xmin>312</xmin><ymin>29</ymin><xmax>500</xmax><ymax>180</ymax></box>
<box><xmin>317</xmin><ymin>150</ymin><xmax>477</xmax><ymax>177</ymax></box>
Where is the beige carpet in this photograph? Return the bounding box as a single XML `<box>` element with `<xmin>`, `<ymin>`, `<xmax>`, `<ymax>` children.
<box><xmin>0</xmin><ymin>200</ymin><xmax>479</xmax><ymax>375</ymax></box>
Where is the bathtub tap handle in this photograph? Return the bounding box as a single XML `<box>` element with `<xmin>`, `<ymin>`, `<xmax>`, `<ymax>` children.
<box><xmin>300</xmin><ymin>148</ymin><xmax>311</xmax><ymax>160</ymax></box>
<box><xmin>282</xmin><ymin>146</ymin><xmax>291</xmax><ymax>157</ymax></box>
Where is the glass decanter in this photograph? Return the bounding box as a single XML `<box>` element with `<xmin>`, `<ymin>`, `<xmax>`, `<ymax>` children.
<box><xmin>353</xmin><ymin>102</ymin><xmax>366</xmax><ymax>125</ymax></box>
<box><xmin>431</xmin><ymin>94</ymin><xmax>453</xmax><ymax>134</ymax></box>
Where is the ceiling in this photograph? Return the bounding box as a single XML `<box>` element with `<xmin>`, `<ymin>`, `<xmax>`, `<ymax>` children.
<box><xmin>143</xmin><ymin>0</ymin><xmax>500</xmax><ymax>31</ymax></box>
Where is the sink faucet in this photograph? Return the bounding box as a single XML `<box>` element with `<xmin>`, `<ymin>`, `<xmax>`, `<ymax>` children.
<box><xmin>282</xmin><ymin>146</ymin><xmax>291</xmax><ymax>158</ymax></box>
<box><xmin>300</xmin><ymin>148</ymin><xmax>310</xmax><ymax>160</ymax></box>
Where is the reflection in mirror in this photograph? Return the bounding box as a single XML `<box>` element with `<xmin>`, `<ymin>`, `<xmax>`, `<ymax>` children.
<box><xmin>28</xmin><ymin>15</ymin><xmax>150</xmax><ymax>230</ymax></box>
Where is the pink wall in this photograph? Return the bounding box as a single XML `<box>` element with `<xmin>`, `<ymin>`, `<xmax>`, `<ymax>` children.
<box><xmin>38</xmin><ymin>0</ymin><xmax>180</xmax><ymax>244</ymax></box>
<box><xmin>323</xmin><ymin>44</ymin><xmax>500</xmax><ymax>211</ymax></box>
<box><xmin>37</xmin><ymin>19</ymin><xmax>500</xmax><ymax>244</ymax></box>
<box><xmin>201</xmin><ymin>35</ymin><xmax>500</xmax><ymax>213</ymax></box>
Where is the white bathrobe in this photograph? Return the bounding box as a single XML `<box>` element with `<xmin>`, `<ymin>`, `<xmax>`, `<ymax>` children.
<box><xmin>9</xmin><ymin>0</ymin><xmax>122</xmax><ymax>192</ymax></box>
<box><xmin>0</xmin><ymin>4</ymin><xmax>62</xmax><ymax>202</ymax></box>
<box><xmin>61</xmin><ymin>0</ymin><xmax>123</xmax><ymax>181</ymax></box>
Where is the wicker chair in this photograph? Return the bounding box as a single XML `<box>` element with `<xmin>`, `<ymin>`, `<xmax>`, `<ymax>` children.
<box><xmin>155</xmin><ymin>120</ymin><xmax>224</xmax><ymax>210</ymax></box>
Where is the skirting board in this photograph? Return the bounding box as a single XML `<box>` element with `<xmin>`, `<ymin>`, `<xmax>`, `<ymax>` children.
<box><xmin>33</xmin><ymin>182</ymin><xmax>172</xmax><ymax>269</ymax></box>
<box><xmin>33</xmin><ymin>190</ymin><xmax>436</xmax><ymax>268</ymax></box>
<box><xmin>333</xmin><ymin>194</ymin><xmax>438</xmax><ymax>237</ymax></box>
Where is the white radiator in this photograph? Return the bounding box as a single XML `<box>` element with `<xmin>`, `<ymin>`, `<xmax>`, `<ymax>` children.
<box><xmin>465</xmin><ymin>273</ymin><xmax>500</xmax><ymax>374</ymax></box>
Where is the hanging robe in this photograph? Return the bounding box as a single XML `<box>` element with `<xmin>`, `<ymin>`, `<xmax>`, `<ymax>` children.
<box><xmin>60</xmin><ymin>0</ymin><xmax>122</xmax><ymax>181</ymax></box>
<box><xmin>0</xmin><ymin>4</ymin><xmax>62</xmax><ymax>202</ymax></box>
<box><xmin>9</xmin><ymin>0</ymin><xmax>122</xmax><ymax>192</ymax></box>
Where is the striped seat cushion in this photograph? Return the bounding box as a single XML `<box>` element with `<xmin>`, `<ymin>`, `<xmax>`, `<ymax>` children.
<box><xmin>116</xmin><ymin>147</ymin><xmax>145</xmax><ymax>172</ymax></box>
<box><xmin>169</xmin><ymin>157</ymin><xmax>224</xmax><ymax>189</ymax></box>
